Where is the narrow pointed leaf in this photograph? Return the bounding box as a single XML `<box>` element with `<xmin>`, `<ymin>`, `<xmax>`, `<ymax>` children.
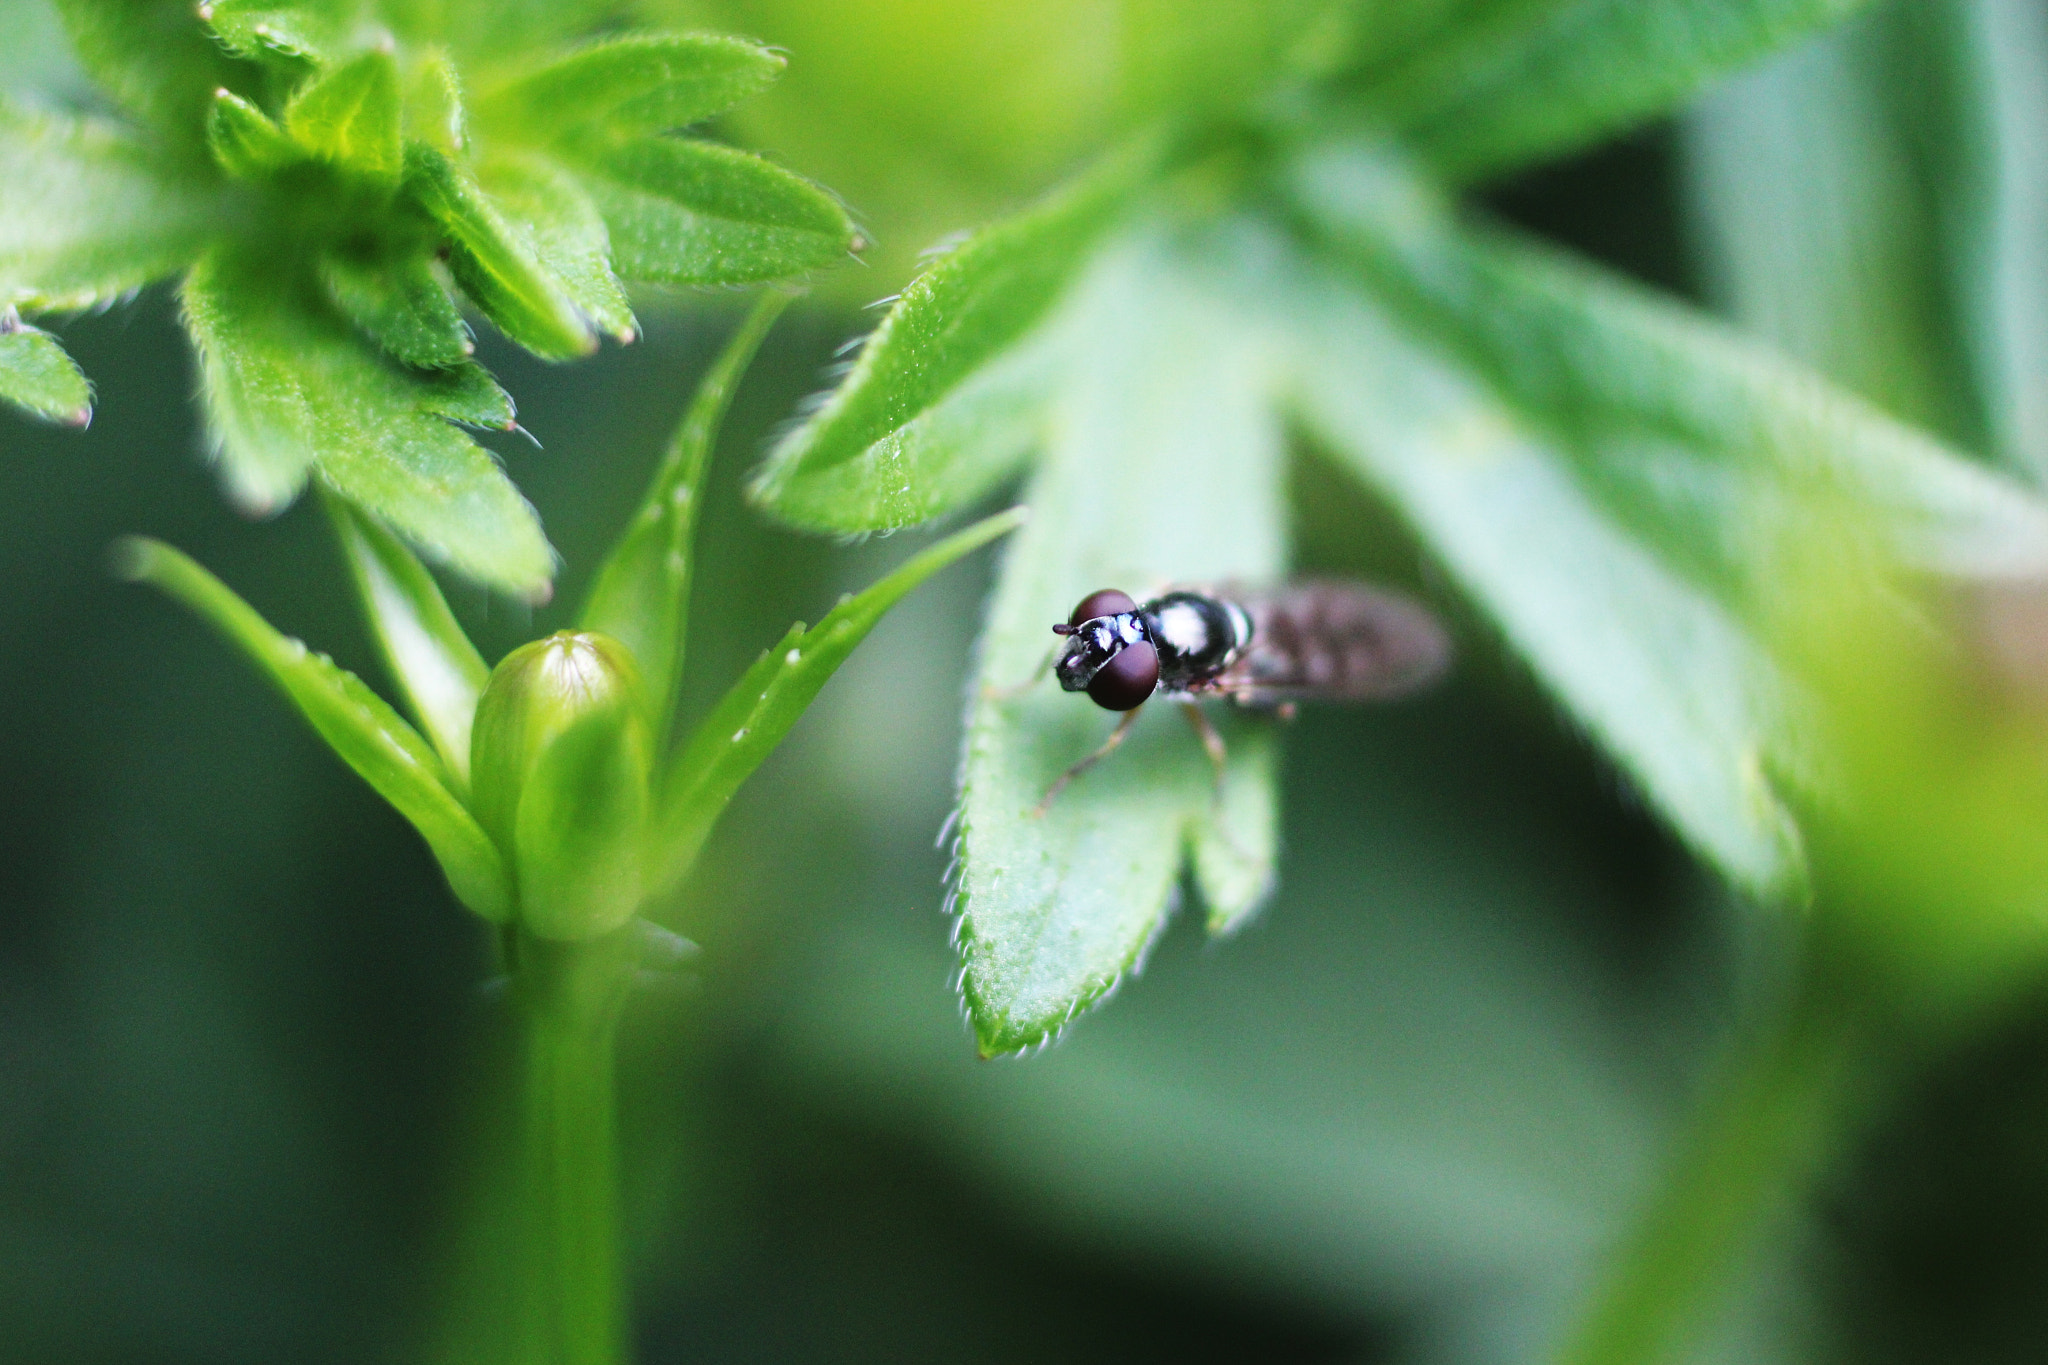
<box><xmin>651</xmin><ymin>506</ymin><xmax>1026</xmax><ymax>897</ymax></box>
<box><xmin>326</xmin><ymin>493</ymin><xmax>490</xmax><ymax>788</ymax></box>
<box><xmin>750</xmin><ymin>141</ymin><xmax>1153</xmax><ymax>532</ymax></box>
<box><xmin>570</xmin><ymin>138</ymin><xmax>854</xmax><ymax>288</ymax></box>
<box><xmin>0</xmin><ymin>103</ymin><xmax>214</xmax><ymax>310</ymax></box>
<box><xmin>407</xmin><ymin>143</ymin><xmax>596</xmax><ymax>360</ymax></box>
<box><xmin>402</xmin><ymin>48</ymin><xmax>467</xmax><ymax>156</ymax></box>
<box><xmin>319</xmin><ymin>247</ymin><xmax>473</xmax><ymax>368</ymax></box>
<box><xmin>1360</xmin><ymin>0</ymin><xmax>1871</xmax><ymax>184</ymax></box>
<box><xmin>475</xmin><ymin>33</ymin><xmax>785</xmax><ymax>143</ymax></box>
<box><xmin>207</xmin><ymin>88</ymin><xmax>303</xmax><ymax>179</ymax></box>
<box><xmin>1284</xmin><ymin>142</ymin><xmax>2048</xmax><ymax>896</ymax></box>
<box><xmin>201</xmin><ymin>0</ymin><xmax>363</xmax><ymax>65</ymax></box>
<box><xmin>115</xmin><ymin>537</ymin><xmax>512</xmax><ymax>920</ymax></box>
<box><xmin>286</xmin><ymin>47</ymin><xmax>402</xmax><ymax>182</ymax></box>
<box><xmin>582</xmin><ymin>290</ymin><xmax>787</xmax><ymax>740</ymax></box>
<box><xmin>184</xmin><ymin>249</ymin><xmax>553</xmax><ymax>595</ymax></box>
<box><xmin>0</xmin><ymin>317</ymin><xmax>91</xmax><ymax>427</ymax></box>
<box><xmin>475</xmin><ymin>152</ymin><xmax>635</xmax><ymax>343</ymax></box>
<box><xmin>51</xmin><ymin>0</ymin><xmax>244</xmax><ymax>148</ymax></box>
<box><xmin>954</xmin><ymin>225</ymin><xmax>1286</xmax><ymax>1057</ymax></box>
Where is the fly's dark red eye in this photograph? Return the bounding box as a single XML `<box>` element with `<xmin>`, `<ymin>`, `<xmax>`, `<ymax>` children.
<box><xmin>1069</xmin><ymin>589</ymin><xmax>1138</xmax><ymax>627</ymax></box>
<box><xmin>1087</xmin><ymin>640</ymin><xmax>1158</xmax><ymax>710</ymax></box>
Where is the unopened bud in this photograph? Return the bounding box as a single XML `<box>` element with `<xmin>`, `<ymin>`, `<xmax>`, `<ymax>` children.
<box><xmin>470</xmin><ymin>632</ymin><xmax>652</xmax><ymax>939</ymax></box>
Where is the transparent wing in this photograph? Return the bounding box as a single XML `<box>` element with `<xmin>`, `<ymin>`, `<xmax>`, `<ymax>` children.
<box><xmin>1216</xmin><ymin>579</ymin><xmax>1451</xmax><ymax>703</ymax></box>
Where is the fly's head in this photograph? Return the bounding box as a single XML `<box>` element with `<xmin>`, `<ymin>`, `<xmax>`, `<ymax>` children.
<box><xmin>1051</xmin><ymin>589</ymin><xmax>1158</xmax><ymax>711</ymax></box>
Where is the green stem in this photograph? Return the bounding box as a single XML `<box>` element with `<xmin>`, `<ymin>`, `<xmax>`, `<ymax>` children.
<box><xmin>509</xmin><ymin>930</ymin><xmax>633</xmax><ymax>1365</ymax></box>
<box><xmin>1556</xmin><ymin>953</ymin><xmax>1869</xmax><ymax>1365</ymax></box>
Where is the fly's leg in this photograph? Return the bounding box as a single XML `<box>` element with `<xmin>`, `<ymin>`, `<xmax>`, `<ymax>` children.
<box><xmin>1180</xmin><ymin>702</ymin><xmax>1227</xmax><ymax>791</ymax></box>
<box><xmin>1034</xmin><ymin>705</ymin><xmax>1144</xmax><ymax>816</ymax></box>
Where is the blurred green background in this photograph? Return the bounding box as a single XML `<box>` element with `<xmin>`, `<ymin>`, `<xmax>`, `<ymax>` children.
<box><xmin>6</xmin><ymin>2</ymin><xmax>2048</xmax><ymax>1361</ymax></box>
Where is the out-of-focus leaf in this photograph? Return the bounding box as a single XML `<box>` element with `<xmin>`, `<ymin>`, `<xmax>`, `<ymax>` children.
<box><xmin>402</xmin><ymin>47</ymin><xmax>467</xmax><ymax>156</ymax></box>
<box><xmin>285</xmin><ymin>46</ymin><xmax>402</xmax><ymax>182</ymax></box>
<box><xmin>182</xmin><ymin>249</ymin><xmax>553</xmax><ymax>597</ymax></box>
<box><xmin>407</xmin><ymin>143</ymin><xmax>596</xmax><ymax>360</ymax></box>
<box><xmin>402</xmin><ymin>0</ymin><xmax>621</xmax><ymax>67</ymax></box>
<box><xmin>1284</xmin><ymin>141</ymin><xmax>2048</xmax><ymax>898</ymax></box>
<box><xmin>200</xmin><ymin>0</ymin><xmax>364</xmax><ymax>65</ymax></box>
<box><xmin>325</xmin><ymin>493</ymin><xmax>490</xmax><ymax>788</ymax></box>
<box><xmin>318</xmin><ymin>247</ymin><xmax>472</xmax><ymax>368</ymax></box>
<box><xmin>51</xmin><ymin>0</ymin><xmax>245</xmax><ymax>147</ymax></box>
<box><xmin>582</xmin><ymin>290</ymin><xmax>788</xmax><ymax>740</ymax></box>
<box><xmin>206</xmin><ymin>88</ymin><xmax>302</xmax><ymax>178</ymax></box>
<box><xmin>953</xmin><ymin>222</ymin><xmax>1285</xmax><ymax>1056</ymax></box>
<box><xmin>114</xmin><ymin>536</ymin><xmax>513</xmax><ymax>920</ymax></box>
<box><xmin>1683</xmin><ymin>0</ymin><xmax>2048</xmax><ymax>482</ymax></box>
<box><xmin>651</xmin><ymin>506</ymin><xmax>1025</xmax><ymax>898</ymax></box>
<box><xmin>473</xmin><ymin>33</ymin><xmax>784</xmax><ymax>144</ymax></box>
<box><xmin>1359</xmin><ymin>0</ymin><xmax>1872</xmax><ymax>184</ymax></box>
<box><xmin>0</xmin><ymin>316</ymin><xmax>91</xmax><ymax>427</ymax></box>
<box><xmin>475</xmin><ymin>151</ymin><xmax>636</xmax><ymax>344</ymax></box>
<box><xmin>0</xmin><ymin>103</ymin><xmax>214</xmax><ymax>310</ymax></box>
<box><xmin>749</xmin><ymin>142</ymin><xmax>1154</xmax><ymax>532</ymax></box>
<box><xmin>569</xmin><ymin>138</ymin><xmax>854</xmax><ymax>288</ymax></box>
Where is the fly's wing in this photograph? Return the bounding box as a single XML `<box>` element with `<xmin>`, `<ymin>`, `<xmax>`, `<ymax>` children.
<box><xmin>1219</xmin><ymin>580</ymin><xmax>1451</xmax><ymax>704</ymax></box>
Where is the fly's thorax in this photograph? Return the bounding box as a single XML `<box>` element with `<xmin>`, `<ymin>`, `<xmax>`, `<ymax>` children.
<box><xmin>1142</xmin><ymin>592</ymin><xmax>1247</xmax><ymax>689</ymax></box>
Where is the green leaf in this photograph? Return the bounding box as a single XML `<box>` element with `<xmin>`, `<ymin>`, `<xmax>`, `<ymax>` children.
<box><xmin>0</xmin><ymin>103</ymin><xmax>214</xmax><ymax>310</ymax></box>
<box><xmin>952</xmin><ymin>223</ymin><xmax>1286</xmax><ymax>1056</ymax></box>
<box><xmin>406</xmin><ymin>143</ymin><xmax>596</xmax><ymax>359</ymax></box>
<box><xmin>474</xmin><ymin>151</ymin><xmax>635</xmax><ymax>344</ymax></box>
<box><xmin>651</xmin><ymin>505</ymin><xmax>1026</xmax><ymax>898</ymax></box>
<box><xmin>51</xmin><ymin>0</ymin><xmax>245</xmax><ymax>147</ymax></box>
<box><xmin>1682</xmin><ymin>1</ymin><xmax>2048</xmax><ymax>479</ymax></box>
<box><xmin>569</xmin><ymin>138</ymin><xmax>855</xmax><ymax>288</ymax></box>
<box><xmin>1360</xmin><ymin>0</ymin><xmax>1873</xmax><ymax>183</ymax></box>
<box><xmin>114</xmin><ymin>536</ymin><xmax>513</xmax><ymax>921</ymax></box>
<box><xmin>582</xmin><ymin>290</ymin><xmax>788</xmax><ymax>742</ymax></box>
<box><xmin>325</xmin><ymin>493</ymin><xmax>490</xmax><ymax>789</ymax></box>
<box><xmin>401</xmin><ymin>46</ymin><xmax>467</xmax><ymax>156</ymax></box>
<box><xmin>318</xmin><ymin>246</ymin><xmax>473</xmax><ymax>368</ymax></box>
<box><xmin>182</xmin><ymin>248</ymin><xmax>554</xmax><ymax>597</ymax></box>
<box><xmin>473</xmin><ymin>33</ymin><xmax>785</xmax><ymax>144</ymax></box>
<box><xmin>0</xmin><ymin>315</ymin><xmax>91</xmax><ymax>427</ymax></box>
<box><xmin>285</xmin><ymin>46</ymin><xmax>402</xmax><ymax>182</ymax></box>
<box><xmin>749</xmin><ymin>140</ymin><xmax>1153</xmax><ymax>533</ymax></box>
<box><xmin>1283</xmin><ymin>141</ymin><xmax>2048</xmax><ymax>896</ymax></box>
<box><xmin>200</xmin><ymin>0</ymin><xmax>365</xmax><ymax>65</ymax></box>
<box><xmin>206</xmin><ymin>87</ymin><xmax>303</xmax><ymax>179</ymax></box>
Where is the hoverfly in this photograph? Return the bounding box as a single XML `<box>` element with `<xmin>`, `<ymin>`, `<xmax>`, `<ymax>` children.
<box><xmin>1032</xmin><ymin>582</ymin><xmax>1451</xmax><ymax>809</ymax></box>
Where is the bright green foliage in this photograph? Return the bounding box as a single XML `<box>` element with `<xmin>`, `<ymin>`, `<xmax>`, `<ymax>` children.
<box><xmin>112</xmin><ymin>536</ymin><xmax>514</xmax><ymax>921</ymax></box>
<box><xmin>6</xmin><ymin>0</ymin><xmax>855</xmax><ymax>594</ymax></box>
<box><xmin>583</xmin><ymin>292</ymin><xmax>790</xmax><ymax>741</ymax></box>
<box><xmin>1360</xmin><ymin>0</ymin><xmax>1874</xmax><ymax>183</ymax></box>
<box><xmin>653</xmin><ymin>506</ymin><xmax>1029</xmax><ymax>899</ymax></box>
<box><xmin>471</xmin><ymin>632</ymin><xmax>654</xmax><ymax>940</ymax></box>
<box><xmin>327</xmin><ymin>493</ymin><xmax>490</xmax><ymax>786</ymax></box>
<box><xmin>751</xmin><ymin>144</ymin><xmax>1156</xmax><ymax>531</ymax></box>
<box><xmin>0</xmin><ymin>314</ymin><xmax>91</xmax><ymax>426</ymax></box>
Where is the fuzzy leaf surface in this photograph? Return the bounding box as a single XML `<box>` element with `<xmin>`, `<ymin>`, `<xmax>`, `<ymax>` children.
<box><xmin>1285</xmin><ymin>142</ymin><xmax>2048</xmax><ymax>896</ymax></box>
<box><xmin>207</xmin><ymin>89</ymin><xmax>303</xmax><ymax>178</ymax></box>
<box><xmin>202</xmin><ymin>0</ymin><xmax>364</xmax><ymax>65</ymax></box>
<box><xmin>116</xmin><ymin>537</ymin><xmax>512</xmax><ymax>920</ymax></box>
<box><xmin>474</xmin><ymin>33</ymin><xmax>785</xmax><ymax>143</ymax></box>
<box><xmin>318</xmin><ymin>247</ymin><xmax>472</xmax><ymax>369</ymax></box>
<box><xmin>750</xmin><ymin>142</ymin><xmax>1151</xmax><ymax>532</ymax></box>
<box><xmin>953</xmin><ymin>223</ymin><xmax>1286</xmax><ymax>1056</ymax></box>
<box><xmin>474</xmin><ymin>151</ymin><xmax>635</xmax><ymax>343</ymax></box>
<box><xmin>652</xmin><ymin>506</ymin><xmax>1026</xmax><ymax>898</ymax></box>
<box><xmin>0</xmin><ymin>319</ymin><xmax>91</xmax><ymax>426</ymax></box>
<box><xmin>582</xmin><ymin>291</ymin><xmax>788</xmax><ymax>740</ymax></box>
<box><xmin>569</xmin><ymin>138</ymin><xmax>853</xmax><ymax>288</ymax></box>
<box><xmin>0</xmin><ymin>104</ymin><xmax>214</xmax><ymax>310</ymax></box>
<box><xmin>1361</xmin><ymin>0</ymin><xmax>1872</xmax><ymax>183</ymax></box>
<box><xmin>285</xmin><ymin>46</ymin><xmax>402</xmax><ymax>181</ymax></box>
<box><xmin>326</xmin><ymin>494</ymin><xmax>490</xmax><ymax>788</ymax></box>
<box><xmin>183</xmin><ymin>249</ymin><xmax>552</xmax><ymax>596</ymax></box>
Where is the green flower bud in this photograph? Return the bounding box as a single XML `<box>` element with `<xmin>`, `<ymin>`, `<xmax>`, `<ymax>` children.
<box><xmin>470</xmin><ymin>631</ymin><xmax>653</xmax><ymax>940</ymax></box>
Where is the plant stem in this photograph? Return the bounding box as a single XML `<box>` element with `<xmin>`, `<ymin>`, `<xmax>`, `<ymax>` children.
<box><xmin>1556</xmin><ymin>953</ymin><xmax>1870</xmax><ymax>1365</ymax></box>
<box><xmin>509</xmin><ymin>929</ymin><xmax>634</xmax><ymax>1365</ymax></box>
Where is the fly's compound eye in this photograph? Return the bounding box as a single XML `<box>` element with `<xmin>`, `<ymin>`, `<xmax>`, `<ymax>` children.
<box><xmin>1068</xmin><ymin>589</ymin><xmax>1138</xmax><ymax>627</ymax></box>
<box><xmin>1086</xmin><ymin>639</ymin><xmax>1158</xmax><ymax>711</ymax></box>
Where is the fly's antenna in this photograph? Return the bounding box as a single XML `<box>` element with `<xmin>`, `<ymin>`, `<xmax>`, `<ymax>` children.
<box><xmin>1051</xmin><ymin>623</ymin><xmax>1075</xmax><ymax>635</ymax></box>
